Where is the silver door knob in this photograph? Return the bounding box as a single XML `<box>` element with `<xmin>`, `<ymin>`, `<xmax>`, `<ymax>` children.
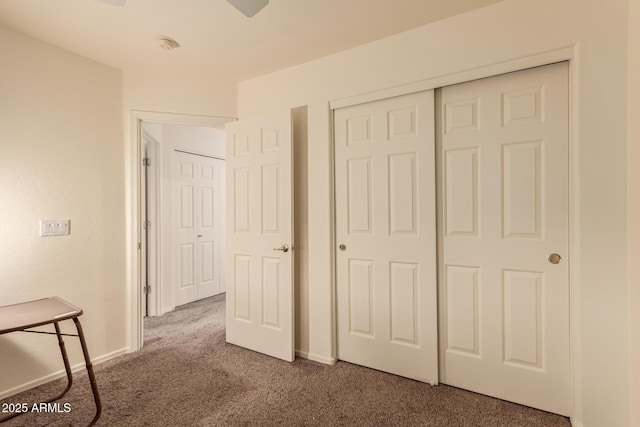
<box><xmin>339</xmin><ymin>244</ymin><xmax>346</xmax><ymax>251</ymax></box>
<box><xmin>273</xmin><ymin>244</ymin><xmax>289</xmax><ymax>253</ymax></box>
<box><xmin>548</xmin><ymin>253</ymin><xmax>562</xmax><ymax>264</ymax></box>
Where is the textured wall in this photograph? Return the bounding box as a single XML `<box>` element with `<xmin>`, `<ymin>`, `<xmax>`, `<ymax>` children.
<box><xmin>0</xmin><ymin>25</ymin><xmax>126</xmax><ymax>395</ymax></box>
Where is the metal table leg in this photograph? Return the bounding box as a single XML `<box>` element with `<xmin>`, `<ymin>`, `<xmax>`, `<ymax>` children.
<box><xmin>72</xmin><ymin>317</ymin><xmax>101</xmax><ymax>427</ymax></box>
<box><xmin>0</xmin><ymin>322</ymin><xmax>75</xmax><ymax>424</ymax></box>
<box><xmin>52</xmin><ymin>322</ymin><xmax>74</xmax><ymax>401</ymax></box>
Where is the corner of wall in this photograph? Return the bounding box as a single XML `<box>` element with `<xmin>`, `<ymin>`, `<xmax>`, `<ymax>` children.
<box><xmin>627</xmin><ymin>1</ymin><xmax>640</xmax><ymax>426</ymax></box>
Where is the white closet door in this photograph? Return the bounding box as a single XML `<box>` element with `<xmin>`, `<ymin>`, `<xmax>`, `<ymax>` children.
<box><xmin>437</xmin><ymin>62</ymin><xmax>570</xmax><ymax>415</ymax></box>
<box><xmin>173</xmin><ymin>151</ymin><xmax>223</xmax><ymax>306</ymax></box>
<box><xmin>335</xmin><ymin>90</ymin><xmax>438</xmax><ymax>384</ymax></box>
<box><xmin>195</xmin><ymin>154</ymin><xmax>222</xmax><ymax>300</ymax></box>
<box><xmin>225</xmin><ymin>115</ymin><xmax>294</xmax><ymax>362</ymax></box>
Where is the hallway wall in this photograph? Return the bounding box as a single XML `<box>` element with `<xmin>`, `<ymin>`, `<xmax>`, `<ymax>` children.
<box><xmin>237</xmin><ymin>0</ymin><xmax>632</xmax><ymax>425</ymax></box>
<box><xmin>0</xmin><ymin>25</ymin><xmax>126</xmax><ymax>396</ymax></box>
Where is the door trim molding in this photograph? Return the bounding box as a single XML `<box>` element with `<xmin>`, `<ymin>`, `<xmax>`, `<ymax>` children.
<box><xmin>329</xmin><ymin>45</ymin><xmax>581</xmax><ymax>423</ymax></box>
<box><xmin>127</xmin><ymin>110</ymin><xmax>235</xmax><ymax>352</ymax></box>
<box><xmin>330</xmin><ymin>46</ymin><xmax>575</xmax><ymax>110</ymax></box>
<box><xmin>142</xmin><ymin>130</ymin><xmax>160</xmax><ymax>317</ymax></box>
<box><xmin>174</xmin><ymin>148</ymin><xmax>226</xmax><ymax>161</ymax></box>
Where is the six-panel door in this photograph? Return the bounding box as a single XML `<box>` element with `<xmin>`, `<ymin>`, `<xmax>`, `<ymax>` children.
<box><xmin>173</xmin><ymin>151</ymin><xmax>224</xmax><ymax>306</ymax></box>
<box><xmin>437</xmin><ymin>62</ymin><xmax>570</xmax><ymax>415</ymax></box>
<box><xmin>334</xmin><ymin>90</ymin><xmax>439</xmax><ymax>384</ymax></box>
<box><xmin>225</xmin><ymin>116</ymin><xmax>294</xmax><ymax>362</ymax></box>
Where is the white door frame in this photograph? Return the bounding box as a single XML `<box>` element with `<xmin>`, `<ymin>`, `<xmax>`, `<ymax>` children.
<box><xmin>329</xmin><ymin>46</ymin><xmax>581</xmax><ymax>422</ymax></box>
<box><xmin>128</xmin><ymin>110</ymin><xmax>235</xmax><ymax>351</ymax></box>
<box><xmin>142</xmin><ymin>130</ymin><xmax>160</xmax><ymax>316</ymax></box>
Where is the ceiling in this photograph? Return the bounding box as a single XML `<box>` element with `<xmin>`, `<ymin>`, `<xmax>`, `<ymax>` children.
<box><xmin>0</xmin><ymin>0</ymin><xmax>503</xmax><ymax>82</ymax></box>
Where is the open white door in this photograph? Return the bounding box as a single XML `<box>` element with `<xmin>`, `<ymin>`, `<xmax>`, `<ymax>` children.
<box><xmin>225</xmin><ymin>115</ymin><xmax>294</xmax><ymax>362</ymax></box>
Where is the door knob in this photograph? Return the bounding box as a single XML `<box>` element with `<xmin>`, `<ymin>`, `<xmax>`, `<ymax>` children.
<box><xmin>339</xmin><ymin>244</ymin><xmax>346</xmax><ymax>251</ymax></box>
<box><xmin>273</xmin><ymin>244</ymin><xmax>289</xmax><ymax>253</ymax></box>
<box><xmin>197</xmin><ymin>234</ymin><xmax>202</xmax><ymax>238</ymax></box>
<box><xmin>548</xmin><ymin>253</ymin><xmax>562</xmax><ymax>264</ymax></box>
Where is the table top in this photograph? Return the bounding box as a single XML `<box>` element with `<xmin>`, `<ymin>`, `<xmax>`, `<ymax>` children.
<box><xmin>0</xmin><ymin>297</ymin><xmax>83</xmax><ymax>334</ymax></box>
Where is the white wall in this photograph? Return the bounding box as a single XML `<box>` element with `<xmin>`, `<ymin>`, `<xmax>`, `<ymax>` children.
<box><xmin>0</xmin><ymin>21</ymin><xmax>238</xmax><ymax>397</ymax></box>
<box><xmin>0</xmin><ymin>25</ymin><xmax>126</xmax><ymax>396</ymax></box>
<box><xmin>124</xmin><ymin>69</ymin><xmax>236</xmax><ymax>119</ymax></box>
<box><xmin>293</xmin><ymin>106</ymin><xmax>310</xmax><ymax>356</ymax></box>
<box><xmin>627</xmin><ymin>0</ymin><xmax>640</xmax><ymax>425</ymax></box>
<box><xmin>237</xmin><ymin>0</ymin><xmax>631</xmax><ymax>425</ymax></box>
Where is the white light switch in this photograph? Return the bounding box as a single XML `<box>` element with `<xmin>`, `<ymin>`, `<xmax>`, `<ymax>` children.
<box><xmin>40</xmin><ymin>220</ymin><xmax>70</xmax><ymax>237</ymax></box>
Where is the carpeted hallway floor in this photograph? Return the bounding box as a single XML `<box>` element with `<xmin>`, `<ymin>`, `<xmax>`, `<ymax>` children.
<box><xmin>1</xmin><ymin>294</ymin><xmax>571</xmax><ymax>426</ymax></box>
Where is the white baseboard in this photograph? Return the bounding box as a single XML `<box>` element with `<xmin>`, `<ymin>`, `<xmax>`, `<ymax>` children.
<box><xmin>309</xmin><ymin>353</ymin><xmax>337</xmax><ymax>365</ymax></box>
<box><xmin>570</xmin><ymin>417</ymin><xmax>584</xmax><ymax>427</ymax></box>
<box><xmin>295</xmin><ymin>350</ymin><xmax>309</xmax><ymax>359</ymax></box>
<box><xmin>160</xmin><ymin>306</ymin><xmax>175</xmax><ymax>315</ymax></box>
<box><xmin>0</xmin><ymin>347</ymin><xmax>127</xmax><ymax>400</ymax></box>
<box><xmin>295</xmin><ymin>350</ymin><xmax>336</xmax><ymax>365</ymax></box>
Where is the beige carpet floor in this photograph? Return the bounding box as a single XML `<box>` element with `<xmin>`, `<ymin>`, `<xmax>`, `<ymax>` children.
<box><xmin>0</xmin><ymin>294</ymin><xmax>571</xmax><ymax>426</ymax></box>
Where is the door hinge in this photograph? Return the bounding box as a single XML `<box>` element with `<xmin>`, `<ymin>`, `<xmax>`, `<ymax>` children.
<box><xmin>144</xmin><ymin>220</ymin><xmax>151</xmax><ymax>230</ymax></box>
<box><xmin>143</xmin><ymin>158</ymin><xmax>151</xmax><ymax>167</ymax></box>
<box><xmin>138</xmin><ymin>242</ymin><xmax>141</xmax><ymax>250</ymax></box>
<box><xmin>143</xmin><ymin>285</ymin><xmax>151</xmax><ymax>295</ymax></box>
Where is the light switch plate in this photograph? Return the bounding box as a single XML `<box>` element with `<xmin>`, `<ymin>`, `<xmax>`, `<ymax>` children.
<box><xmin>40</xmin><ymin>220</ymin><xmax>70</xmax><ymax>237</ymax></box>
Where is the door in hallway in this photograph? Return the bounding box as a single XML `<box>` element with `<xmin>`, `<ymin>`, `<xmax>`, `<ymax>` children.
<box><xmin>173</xmin><ymin>150</ymin><xmax>224</xmax><ymax>306</ymax></box>
<box><xmin>224</xmin><ymin>115</ymin><xmax>295</xmax><ymax>362</ymax></box>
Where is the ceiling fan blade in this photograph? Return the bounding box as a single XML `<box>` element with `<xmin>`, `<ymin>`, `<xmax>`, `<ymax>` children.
<box><xmin>227</xmin><ymin>0</ymin><xmax>269</xmax><ymax>17</ymax></box>
<box><xmin>93</xmin><ymin>0</ymin><xmax>126</xmax><ymax>6</ymax></box>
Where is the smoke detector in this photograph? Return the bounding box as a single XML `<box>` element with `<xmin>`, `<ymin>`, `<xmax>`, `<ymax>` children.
<box><xmin>156</xmin><ymin>36</ymin><xmax>180</xmax><ymax>51</ymax></box>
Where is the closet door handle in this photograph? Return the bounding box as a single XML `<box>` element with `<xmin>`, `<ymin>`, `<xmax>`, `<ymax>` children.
<box><xmin>273</xmin><ymin>244</ymin><xmax>289</xmax><ymax>253</ymax></box>
<box><xmin>548</xmin><ymin>253</ymin><xmax>562</xmax><ymax>264</ymax></box>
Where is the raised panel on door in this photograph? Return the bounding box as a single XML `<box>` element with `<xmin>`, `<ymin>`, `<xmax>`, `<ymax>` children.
<box><xmin>335</xmin><ymin>90</ymin><xmax>438</xmax><ymax>384</ymax></box>
<box><xmin>261</xmin><ymin>257</ymin><xmax>281</xmax><ymax>329</ymax></box>
<box><xmin>445</xmin><ymin>265</ymin><xmax>480</xmax><ymax>357</ymax></box>
<box><xmin>347</xmin><ymin>158</ymin><xmax>373</xmax><ymax>234</ymax></box>
<box><xmin>502</xmin><ymin>141</ymin><xmax>542</xmax><ymax>239</ymax></box>
<box><xmin>502</xmin><ymin>269</ymin><xmax>543</xmax><ymax>370</ymax></box>
<box><xmin>348</xmin><ymin>259</ymin><xmax>374</xmax><ymax>337</ymax></box>
<box><xmin>437</xmin><ymin>62</ymin><xmax>569</xmax><ymax>415</ymax></box>
<box><xmin>389</xmin><ymin>262</ymin><xmax>419</xmax><ymax>346</ymax></box>
<box><xmin>225</xmin><ymin>114</ymin><xmax>294</xmax><ymax>362</ymax></box>
<box><xmin>444</xmin><ymin>148</ymin><xmax>478</xmax><ymax>237</ymax></box>
<box><xmin>388</xmin><ymin>154</ymin><xmax>417</xmax><ymax>235</ymax></box>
